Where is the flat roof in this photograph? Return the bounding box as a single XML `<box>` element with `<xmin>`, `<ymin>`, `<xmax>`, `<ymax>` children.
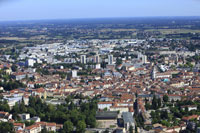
<box><xmin>96</xmin><ymin>111</ymin><xmax>118</xmax><ymax>120</ymax></box>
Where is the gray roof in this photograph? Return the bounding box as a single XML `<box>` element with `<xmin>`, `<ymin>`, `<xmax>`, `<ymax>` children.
<box><xmin>122</xmin><ymin>112</ymin><xmax>134</xmax><ymax>123</ymax></box>
<box><xmin>96</xmin><ymin>111</ymin><xmax>118</xmax><ymax>120</ymax></box>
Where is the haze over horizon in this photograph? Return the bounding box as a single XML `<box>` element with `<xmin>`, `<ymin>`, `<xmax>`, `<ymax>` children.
<box><xmin>0</xmin><ymin>0</ymin><xmax>200</xmax><ymax>21</ymax></box>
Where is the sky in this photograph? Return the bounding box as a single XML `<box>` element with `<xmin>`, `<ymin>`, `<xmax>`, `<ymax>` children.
<box><xmin>0</xmin><ymin>0</ymin><xmax>200</xmax><ymax>21</ymax></box>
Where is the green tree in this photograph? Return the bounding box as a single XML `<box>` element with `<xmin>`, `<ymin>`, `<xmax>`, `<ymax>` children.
<box><xmin>135</xmin><ymin>125</ymin><xmax>138</xmax><ymax>133</ymax></box>
<box><xmin>86</xmin><ymin>114</ymin><xmax>96</xmax><ymax>128</ymax></box>
<box><xmin>76</xmin><ymin>120</ymin><xmax>86</xmax><ymax>133</ymax></box>
<box><xmin>41</xmin><ymin>127</ymin><xmax>48</xmax><ymax>133</ymax></box>
<box><xmin>163</xmin><ymin>95</ymin><xmax>169</xmax><ymax>103</ymax></box>
<box><xmin>152</xmin><ymin>95</ymin><xmax>158</xmax><ymax>109</ymax></box>
<box><xmin>0</xmin><ymin>122</ymin><xmax>15</xmax><ymax>133</ymax></box>
<box><xmin>129</xmin><ymin>125</ymin><xmax>133</xmax><ymax>133</ymax></box>
<box><xmin>25</xmin><ymin>120</ymin><xmax>35</xmax><ymax>127</ymax></box>
<box><xmin>63</xmin><ymin>120</ymin><xmax>74</xmax><ymax>133</ymax></box>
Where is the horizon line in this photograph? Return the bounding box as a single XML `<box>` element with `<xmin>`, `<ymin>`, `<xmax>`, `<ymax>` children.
<box><xmin>1</xmin><ymin>16</ymin><xmax>200</xmax><ymax>23</ymax></box>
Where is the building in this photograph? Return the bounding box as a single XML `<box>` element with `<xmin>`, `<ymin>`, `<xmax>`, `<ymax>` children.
<box><xmin>98</xmin><ymin>102</ymin><xmax>113</xmax><ymax>110</ymax></box>
<box><xmin>0</xmin><ymin>111</ymin><xmax>12</xmax><ymax>122</ymax></box>
<box><xmin>25</xmin><ymin>125</ymin><xmax>41</xmax><ymax>133</ymax></box>
<box><xmin>19</xmin><ymin>113</ymin><xmax>30</xmax><ymax>121</ymax></box>
<box><xmin>25</xmin><ymin>59</ymin><xmax>35</xmax><ymax>67</ymax></box>
<box><xmin>122</xmin><ymin>112</ymin><xmax>135</xmax><ymax>131</ymax></box>
<box><xmin>72</xmin><ymin>70</ymin><xmax>77</xmax><ymax>78</ymax></box>
<box><xmin>181</xmin><ymin>105</ymin><xmax>197</xmax><ymax>111</ymax></box>
<box><xmin>152</xmin><ymin>67</ymin><xmax>156</xmax><ymax>80</ymax></box>
<box><xmin>108</xmin><ymin>55</ymin><xmax>114</xmax><ymax>65</ymax></box>
<box><xmin>96</xmin><ymin>111</ymin><xmax>118</xmax><ymax>128</ymax></box>
<box><xmin>80</xmin><ymin>55</ymin><xmax>86</xmax><ymax>64</ymax></box>
<box><xmin>197</xmin><ymin>127</ymin><xmax>200</xmax><ymax>133</ymax></box>
<box><xmin>13</xmin><ymin>123</ymin><xmax>25</xmax><ymax>132</ymax></box>
<box><xmin>94</xmin><ymin>55</ymin><xmax>100</xmax><ymax>63</ymax></box>
<box><xmin>142</xmin><ymin>55</ymin><xmax>147</xmax><ymax>64</ymax></box>
<box><xmin>95</xmin><ymin>64</ymin><xmax>101</xmax><ymax>69</ymax></box>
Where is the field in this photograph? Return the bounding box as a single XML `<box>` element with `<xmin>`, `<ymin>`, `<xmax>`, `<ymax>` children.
<box><xmin>145</xmin><ymin>29</ymin><xmax>200</xmax><ymax>34</ymax></box>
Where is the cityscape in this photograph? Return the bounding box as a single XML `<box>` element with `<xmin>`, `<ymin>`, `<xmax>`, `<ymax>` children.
<box><xmin>1</xmin><ymin>0</ymin><xmax>200</xmax><ymax>133</ymax></box>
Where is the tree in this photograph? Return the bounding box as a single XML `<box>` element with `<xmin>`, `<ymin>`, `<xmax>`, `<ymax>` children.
<box><xmin>116</xmin><ymin>57</ymin><xmax>122</xmax><ymax>66</ymax></box>
<box><xmin>76</xmin><ymin>120</ymin><xmax>86</xmax><ymax>133</ymax></box>
<box><xmin>25</xmin><ymin>120</ymin><xmax>35</xmax><ymax>127</ymax></box>
<box><xmin>163</xmin><ymin>95</ymin><xmax>169</xmax><ymax>103</ymax></box>
<box><xmin>158</xmin><ymin>98</ymin><xmax>162</xmax><ymax>108</ymax></box>
<box><xmin>19</xmin><ymin>99</ymin><xmax>27</xmax><ymax>113</ymax></box>
<box><xmin>152</xmin><ymin>95</ymin><xmax>158</xmax><ymax>109</ymax></box>
<box><xmin>0</xmin><ymin>122</ymin><xmax>14</xmax><ymax>133</ymax></box>
<box><xmin>63</xmin><ymin>120</ymin><xmax>74</xmax><ymax>133</ymax></box>
<box><xmin>145</xmin><ymin>103</ymin><xmax>151</xmax><ymax>110</ymax></box>
<box><xmin>86</xmin><ymin>114</ymin><xmax>96</xmax><ymax>128</ymax></box>
<box><xmin>135</xmin><ymin>125</ymin><xmax>138</xmax><ymax>133</ymax></box>
<box><xmin>11</xmin><ymin>65</ymin><xmax>17</xmax><ymax>72</ymax></box>
<box><xmin>129</xmin><ymin>125</ymin><xmax>133</xmax><ymax>133</ymax></box>
<box><xmin>0</xmin><ymin>100</ymin><xmax>10</xmax><ymax>112</ymax></box>
<box><xmin>41</xmin><ymin>127</ymin><xmax>48</xmax><ymax>133</ymax></box>
<box><xmin>104</xmin><ymin>129</ymin><xmax>109</xmax><ymax>133</ymax></box>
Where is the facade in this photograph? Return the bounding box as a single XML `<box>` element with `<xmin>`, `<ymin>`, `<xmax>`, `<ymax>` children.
<box><xmin>25</xmin><ymin>125</ymin><xmax>41</xmax><ymax>133</ymax></box>
<box><xmin>19</xmin><ymin>114</ymin><xmax>30</xmax><ymax>121</ymax></box>
<box><xmin>72</xmin><ymin>70</ymin><xmax>77</xmax><ymax>78</ymax></box>
<box><xmin>98</xmin><ymin>102</ymin><xmax>113</xmax><ymax>110</ymax></box>
<box><xmin>95</xmin><ymin>64</ymin><xmax>101</xmax><ymax>69</ymax></box>
<box><xmin>81</xmin><ymin>55</ymin><xmax>86</xmax><ymax>64</ymax></box>
<box><xmin>108</xmin><ymin>55</ymin><xmax>114</xmax><ymax>65</ymax></box>
<box><xmin>94</xmin><ymin>55</ymin><xmax>100</xmax><ymax>63</ymax></box>
<box><xmin>25</xmin><ymin>59</ymin><xmax>35</xmax><ymax>67</ymax></box>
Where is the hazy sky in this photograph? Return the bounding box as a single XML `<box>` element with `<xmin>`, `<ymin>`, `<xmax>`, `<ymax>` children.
<box><xmin>0</xmin><ymin>0</ymin><xmax>200</xmax><ymax>21</ymax></box>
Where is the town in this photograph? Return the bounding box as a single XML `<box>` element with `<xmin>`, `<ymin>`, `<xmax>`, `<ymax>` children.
<box><xmin>1</xmin><ymin>33</ymin><xmax>200</xmax><ymax>133</ymax></box>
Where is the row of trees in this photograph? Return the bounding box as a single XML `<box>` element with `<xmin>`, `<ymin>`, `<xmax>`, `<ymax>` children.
<box><xmin>145</xmin><ymin>95</ymin><xmax>167</xmax><ymax>110</ymax></box>
<box><xmin>0</xmin><ymin>122</ymin><xmax>14</xmax><ymax>133</ymax></box>
<box><xmin>10</xmin><ymin>95</ymin><xmax>98</xmax><ymax>133</ymax></box>
<box><xmin>0</xmin><ymin>69</ymin><xmax>24</xmax><ymax>91</ymax></box>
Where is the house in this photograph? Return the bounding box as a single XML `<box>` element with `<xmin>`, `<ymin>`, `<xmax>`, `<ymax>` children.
<box><xmin>56</xmin><ymin>124</ymin><xmax>63</xmax><ymax>132</ymax></box>
<box><xmin>168</xmin><ymin>94</ymin><xmax>182</xmax><ymax>102</ymax></box>
<box><xmin>18</xmin><ymin>114</ymin><xmax>30</xmax><ymax>121</ymax></box>
<box><xmin>29</xmin><ymin>117</ymin><xmax>41</xmax><ymax>122</ymax></box>
<box><xmin>182</xmin><ymin>115</ymin><xmax>200</xmax><ymax>123</ymax></box>
<box><xmin>0</xmin><ymin>87</ymin><xmax>4</xmax><ymax>91</ymax></box>
<box><xmin>46</xmin><ymin>123</ymin><xmax>56</xmax><ymax>132</ymax></box>
<box><xmin>13</xmin><ymin>123</ymin><xmax>25</xmax><ymax>132</ymax></box>
<box><xmin>35</xmin><ymin>122</ymin><xmax>63</xmax><ymax>132</ymax></box>
<box><xmin>98</xmin><ymin>101</ymin><xmax>113</xmax><ymax>110</ymax></box>
<box><xmin>181</xmin><ymin>105</ymin><xmax>197</xmax><ymax>111</ymax></box>
<box><xmin>110</xmin><ymin>106</ymin><xmax>129</xmax><ymax>113</ymax></box>
<box><xmin>170</xmin><ymin>81</ymin><xmax>185</xmax><ymax>88</ymax></box>
<box><xmin>12</xmin><ymin>72</ymin><xmax>34</xmax><ymax>81</ymax></box>
<box><xmin>12</xmin><ymin>72</ymin><xmax>26</xmax><ymax>81</ymax></box>
<box><xmin>0</xmin><ymin>111</ymin><xmax>12</xmax><ymax>122</ymax></box>
<box><xmin>25</xmin><ymin>124</ymin><xmax>41</xmax><ymax>133</ymax></box>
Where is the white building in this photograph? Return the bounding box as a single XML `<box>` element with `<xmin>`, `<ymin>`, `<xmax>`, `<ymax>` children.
<box><xmin>108</xmin><ymin>55</ymin><xmax>114</xmax><ymax>65</ymax></box>
<box><xmin>80</xmin><ymin>55</ymin><xmax>86</xmax><ymax>64</ymax></box>
<box><xmin>98</xmin><ymin>102</ymin><xmax>113</xmax><ymax>110</ymax></box>
<box><xmin>94</xmin><ymin>55</ymin><xmax>100</xmax><ymax>63</ymax></box>
<box><xmin>25</xmin><ymin>59</ymin><xmax>35</xmax><ymax>67</ymax></box>
<box><xmin>72</xmin><ymin>70</ymin><xmax>77</xmax><ymax>78</ymax></box>
<box><xmin>19</xmin><ymin>114</ymin><xmax>30</xmax><ymax>121</ymax></box>
<box><xmin>142</xmin><ymin>55</ymin><xmax>147</xmax><ymax>64</ymax></box>
<box><xmin>95</xmin><ymin>64</ymin><xmax>101</xmax><ymax>69</ymax></box>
